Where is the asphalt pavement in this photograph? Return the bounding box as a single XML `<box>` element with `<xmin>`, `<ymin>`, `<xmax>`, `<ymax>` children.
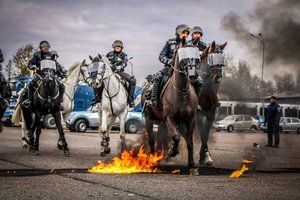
<box><xmin>0</xmin><ymin>127</ymin><xmax>299</xmax><ymax>200</ymax></box>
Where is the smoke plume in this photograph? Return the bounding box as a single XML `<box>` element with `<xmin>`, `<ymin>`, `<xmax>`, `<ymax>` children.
<box><xmin>221</xmin><ymin>0</ymin><xmax>300</xmax><ymax>71</ymax></box>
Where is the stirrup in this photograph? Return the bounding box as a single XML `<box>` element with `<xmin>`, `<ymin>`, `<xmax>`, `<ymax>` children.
<box><xmin>129</xmin><ymin>101</ymin><xmax>135</xmax><ymax>108</ymax></box>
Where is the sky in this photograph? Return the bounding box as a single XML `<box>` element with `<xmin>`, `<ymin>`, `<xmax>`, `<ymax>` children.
<box><xmin>0</xmin><ymin>0</ymin><xmax>261</xmax><ymax>83</ymax></box>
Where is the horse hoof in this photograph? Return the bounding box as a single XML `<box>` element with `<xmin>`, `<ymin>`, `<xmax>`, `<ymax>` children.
<box><xmin>168</xmin><ymin>149</ymin><xmax>179</xmax><ymax>157</ymax></box>
<box><xmin>100</xmin><ymin>151</ymin><xmax>106</xmax><ymax>156</ymax></box>
<box><xmin>57</xmin><ymin>142</ymin><xmax>63</xmax><ymax>150</ymax></box>
<box><xmin>22</xmin><ymin>142</ymin><xmax>29</xmax><ymax>149</ymax></box>
<box><xmin>120</xmin><ymin>133</ymin><xmax>125</xmax><ymax>139</ymax></box>
<box><xmin>188</xmin><ymin>162</ymin><xmax>196</xmax><ymax>168</ymax></box>
<box><xmin>104</xmin><ymin>147</ymin><xmax>111</xmax><ymax>154</ymax></box>
<box><xmin>63</xmin><ymin>150</ymin><xmax>70</xmax><ymax>157</ymax></box>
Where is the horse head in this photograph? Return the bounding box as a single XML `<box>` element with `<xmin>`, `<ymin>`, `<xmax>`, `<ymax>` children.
<box><xmin>201</xmin><ymin>41</ymin><xmax>227</xmax><ymax>83</ymax></box>
<box><xmin>40</xmin><ymin>59</ymin><xmax>57</xmax><ymax>86</ymax></box>
<box><xmin>173</xmin><ymin>37</ymin><xmax>200</xmax><ymax>76</ymax></box>
<box><xmin>80</xmin><ymin>55</ymin><xmax>106</xmax><ymax>89</ymax></box>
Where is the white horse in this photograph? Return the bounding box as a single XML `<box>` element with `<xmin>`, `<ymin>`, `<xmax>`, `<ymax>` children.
<box><xmin>81</xmin><ymin>55</ymin><xmax>128</xmax><ymax>156</ymax></box>
<box><xmin>12</xmin><ymin>62</ymin><xmax>84</xmax><ymax>148</ymax></box>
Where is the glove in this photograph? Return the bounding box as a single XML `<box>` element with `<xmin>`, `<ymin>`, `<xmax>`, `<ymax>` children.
<box><xmin>115</xmin><ymin>65</ymin><xmax>122</xmax><ymax>72</ymax></box>
<box><xmin>167</xmin><ymin>59</ymin><xmax>173</xmax><ymax>66</ymax></box>
<box><xmin>29</xmin><ymin>65</ymin><xmax>37</xmax><ymax>70</ymax></box>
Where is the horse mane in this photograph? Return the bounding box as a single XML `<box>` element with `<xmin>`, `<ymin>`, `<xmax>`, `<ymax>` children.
<box><xmin>66</xmin><ymin>62</ymin><xmax>80</xmax><ymax>77</ymax></box>
<box><xmin>101</xmin><ymin>56</ymin><xmax>112</xmax><ymax>67</ymax></box>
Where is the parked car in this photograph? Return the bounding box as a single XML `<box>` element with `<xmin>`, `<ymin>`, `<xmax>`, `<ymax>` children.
<box><xmin>214</xmin><ymin>115</ymin><xmax>259</xmax><ymax>132</ymax></box>
<box><xmin>66</xmin><ymin>107</ymin><xmax>145</xmax><ymax>133</ymax></box>
<box><xmin>260</xmin><ymin>117</ymin><xmax>300</xmax><ymax>134</ymax></box>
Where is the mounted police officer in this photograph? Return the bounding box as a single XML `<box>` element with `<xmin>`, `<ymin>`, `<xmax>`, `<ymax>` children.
<box><xmin>189</xmin><ymin>26</ymin><xmax>207</xmax><ymax>99</ymax></box>
<box><xmin>92</xmin><ymin>40</ymin><xmax>136</xmax><ymax>108</ymax></box>
<box><xmin>148</xmin><ymin>24</ymin><xmax>191</xmax><ymax>108</ymax></box>
<box><xmin>51</xmin><ymin>51</ymin><xmax>67</xmax><ymax>80</ymax></box>
<box><xmin>264</xmin><ymin>96</ymin><xmax>281</xmax><ymax>148</ymax></box>
<box><xmin>22</xmin><ymin>41</ymin><xmax>65</xmax><ymax>108</ymax></box>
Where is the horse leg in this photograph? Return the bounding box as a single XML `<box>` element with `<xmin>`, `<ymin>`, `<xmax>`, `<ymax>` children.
<box><xmin>32</xmin><ymin>114</ymin><xmax>42</xmax><ymax>155</ymax></box>
<box><xmin>118</xmin><ymin>110</ymin><xmax>127</xmax><ymax>139</ymax></box>
<box><xmin>53</xmin><ymin>111</ymin><xmax>70</xmax><ymax>156</ymax></box>
<box><xmin>100</xmin><ymin>111</ymin><xmax>110</xmax><ymax>156</ymax></box>
<box><xmin>157</xmin><ymin>121</ymin><xmax>168</xmax><ymax>155</ymax></box>
<box><xmin>21</xmin><ymin>111</ymin><xmax>29</xmax><ymax>149</ymax></box>
<box><xmin>166</xmin><ymin>118</ymin><xmax>180</xmax><ymax>157</ymax></box>
<box><xmin>185</xmin><ymin>119</ymin><xmax>196</xmax><ymax>168</ymax></box>
<box><xmin>145</xmin><ymin>114</ymin><xmax>155</xmax><ymax>154</ymax></box>
<box><xmin>197</xmin><ymin>112</ymin><xmax>214</xmax><ymax>167</ymax></box>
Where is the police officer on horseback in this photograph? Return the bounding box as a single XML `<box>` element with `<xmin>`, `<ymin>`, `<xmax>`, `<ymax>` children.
<box><xmin>92</xmin><ymin>40</ymin><xmax>136</xmax><ymax>108</ymax></box>
<box><xmin>148</xmin><ymin>24</ymin><xmax>190</xmax><ymax>108</ymax></box>
<box><xmin>23</xmin><ymin>41</ymin><xmax>65</xmax><ymax>108</ymax></box>
<box><xmin>189</xmin><ymin>26</ymin><xmax>207</xmax><ymax>99</ymax></box>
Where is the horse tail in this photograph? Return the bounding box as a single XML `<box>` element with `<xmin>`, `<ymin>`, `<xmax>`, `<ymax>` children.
<box><xmin>11</xmin><ymin>104</ymin><xmax>21</xmax><ymax>126</ymax></box>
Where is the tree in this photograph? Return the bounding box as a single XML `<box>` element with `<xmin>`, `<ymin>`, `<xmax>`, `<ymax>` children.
<box><xmin>4</xmin><ymin>59</ymin><xmax>15</xmax><ymax>83</ymax></box>
<box><xmin>274</xmin><ymin>73</ymin><xmax>295</xmax><ymax>92</ymax></box>
<box><xmin>13</xmin><ymin>44</ymin><xmax>35</xmax><ymax>76</ymax></box>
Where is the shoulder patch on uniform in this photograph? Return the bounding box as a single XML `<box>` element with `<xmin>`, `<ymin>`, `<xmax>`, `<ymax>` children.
<box><xmin>168</xmin><ymin>39</ymin><xmax>177</xmax><ymax>45</ymax></box>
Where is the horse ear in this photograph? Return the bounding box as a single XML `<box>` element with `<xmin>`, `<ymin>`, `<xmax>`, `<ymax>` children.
<box><xmin>89</xmin><ymin>55</ymin><xmax>93</xmax><ymax>61</ymax></box>
<box><xmin>81</xmin><ymin>59</ymin><xmax>86</xmax><ymax>65</ymax></box>
<box><xmin>209</xmin><ymin>41</ymin><xmax>216</xmax><ymax>52</ymax></box>
<box><xmin>220</xmin><ymin>42</ymin><xmax>227</xmax><ymax>50</ymax></box>
<box><xmin>98</xmin><ymin>54</ymin><xmax>102</xmax><ymax>60</ymax></box>
<box><xmin>181</xmin><ymin>37</ymin><xmax>187</xmax><ymax>47</ymax></box>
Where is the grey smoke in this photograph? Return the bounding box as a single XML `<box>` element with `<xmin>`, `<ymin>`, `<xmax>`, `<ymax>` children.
<box><xmin>221</xmin><ymin>0</ymin><xmax>300</xmax><ymax>71</ymax></box>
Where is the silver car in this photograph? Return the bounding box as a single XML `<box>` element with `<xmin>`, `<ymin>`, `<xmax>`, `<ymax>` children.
<box><xmin>66</xmin><ymin>107</ymin><xmax>145</xmax><ymax>133</ymax></box>
<box><xmin>214</xmin><ymin>115</ymin><xmax>259</xmax><ymax>132</ymax></box>
<box><xmin>260</xmin><ymin>117</ymin><xmax>300</xmax><ymax>134</ymax></box>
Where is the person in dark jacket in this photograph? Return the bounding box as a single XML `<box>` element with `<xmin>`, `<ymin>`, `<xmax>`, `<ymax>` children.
<box><xmin>264</xmin><ymin>96</ymin><xmax>281</xmax><ymax>148</ymax></box>
<box><xmin>22</xmin><ymin>41</ymin><xmax>65</xmax><ymax>108</ymax></box>
<box><xmin>0</xmin><ymin>49</ymin><xmax>10</xmax><ymax>105</ymax></box>
<box><xmin>148</xmin><ymin>24</ymin><xmax>190</xmax><ymax>108</ymax></box>
<box><xmin>92</xmin><ymin>40</ymin><xmax>136</xmax><ymax>108</ymax></box>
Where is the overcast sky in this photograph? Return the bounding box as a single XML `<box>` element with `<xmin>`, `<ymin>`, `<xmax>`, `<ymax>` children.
<box><xmin>0</xmin><ymin>0</ymin><xmax>260</xmax><ymax>83</ymax></box>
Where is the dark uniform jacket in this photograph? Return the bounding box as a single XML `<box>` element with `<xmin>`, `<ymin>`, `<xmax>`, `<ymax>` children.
<box><xmin>265</xmin><ymin>103</ymin><xmax>281</xmax><ymax>124</ymax></box>
<box><xmin>106</xmin><ymin>51</ymin><xmax>128</xmax><ymax>72</ymax></box>
<box><xmin>158</xmin><ymin>38</ymin><xmax>178</xmax><ymax>67</ymax></box>
<box><xmin>28</xmin><ymin>51</ymin><xmax>65</xmax><ymax>78</ymax></box>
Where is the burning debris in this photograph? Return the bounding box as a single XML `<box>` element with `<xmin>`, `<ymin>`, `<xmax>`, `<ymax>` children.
<box><xmin>88</xmin><ymin>146</ymin><xmax>163</xmax><ymax>174</ymax></box>
<box><xmin>230</xmin><ymin>160</ymin><xmax>253</xmax><ymax>179</ymax></box>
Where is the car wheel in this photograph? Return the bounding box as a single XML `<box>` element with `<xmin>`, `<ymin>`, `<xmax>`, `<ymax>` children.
<box><xmin>75</xmin><ymin>119</ymin><xmax>88</xmax><ymax>132</ymax></box>
<box><xmin>297</xmin><ymin>127</ymin><xmax>300</xmax><ymax>134</ymax></box>
<box><xmin>125</xmin><ymin>120</ymin><xmax>140</xmax><ymax>133</ymax></box>
<box><xmin>250</xmin><ymin>125</ymin><xmax>257</xmax><ymax>133</ymax></box>
<box><xmin>43</xmin><ymin>115</ymin><xmax>56</xmax><ymax>129</ymax></box>
<box><xmin>227</xmin><ymin>125</ymin><xmax>234</xmax><ymax>132</ymax></box>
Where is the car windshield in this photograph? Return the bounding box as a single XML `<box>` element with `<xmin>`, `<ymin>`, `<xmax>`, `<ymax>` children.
<box><xmin>280</xmin><ymin>118</ymin><xmax>285</xmax><ymax>123</ymax></box>
<box><xmin>223</xmin><ymin>116</ymin><xmax>235</xmax><ymax>121</ymax></box>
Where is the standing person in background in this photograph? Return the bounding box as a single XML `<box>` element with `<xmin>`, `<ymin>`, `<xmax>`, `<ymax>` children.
<box><xmin>264</xmin><ymin>96</ymin><xmax>281</xmax><ymax>148</ymax></box>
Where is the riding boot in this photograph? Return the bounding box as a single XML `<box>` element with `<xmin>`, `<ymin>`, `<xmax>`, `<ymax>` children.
<box><xmin>128</xmin><ymin>77</ymin><xmax>136</xmax><ymax>108</ymax></box>
<box><xmin>58</xmin><ymin>83</ymin><xmax>65</xmax><ymax>110</ymax></box>
<box><xmin>91</xmin><ymin>86</ymin><xmax>104</xmax><ymax>106</ymax></box>
<box><xmin>149</xmin><ymin>74</ymin><xmax>161</xmax><ymax>108</ymax></box>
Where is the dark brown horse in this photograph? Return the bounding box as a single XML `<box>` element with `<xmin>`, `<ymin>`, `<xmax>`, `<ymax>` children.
<box><xmin>197</xmin><ymin>41</ymin><xmax>227</xmax><ymax>167</ymax></box>
<box><xmin>141</xmin><ymin>39</ymin><xmax>198</xmax><ymax>167</ymax></box>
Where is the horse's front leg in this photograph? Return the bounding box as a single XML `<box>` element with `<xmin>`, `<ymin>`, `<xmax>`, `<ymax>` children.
<box><xmin>185</xmin><ymin>118</ymin><xmax>196</xmax><ymax>168</ymax></box>
<box><xmin>53</xmin><ymin>111</ymin><xmax>70</xmax><ymax>156</ymax></box>
<box><xmin>197</xmin><ymin>111</ymin><xmax>214</xmax><ymax>167</ymax></box>
<box><xmin>32</xmin><ymin>113</ymin><xmax>42</xmax><ymax>155</ymax></box>
<box><xmin>145</xmin><ymin>113</ymin><xmax>155</xmax><ymax>154</ymax></box>
<box><xmin>118</xmin><ymin>109</ymin><xmax>127</xmax><ymax>140</ymax></box>
<box><xmin>100</xmin><ymin>111</ymin><xmax>110</xmax><ymax>156</ymax></box>
<box><xmin>21</xmin><ymin>111</ymin><xmax>29</xmax><ymax>149</ymax></box>
<box><xmin>157</xmin><ymin>121</ymin><xmax>168</xmax><ymax>155</ymax></box>
<box><xmin>166</xmin><ymin>117</ymin><xmax>180</xmax><ymax>157</ymax></box>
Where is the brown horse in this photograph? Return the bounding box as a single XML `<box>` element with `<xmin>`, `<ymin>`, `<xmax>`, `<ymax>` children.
<box><xmin>141</xmin><ymin>39</ymin><xmax>198</xmax><ymax>167</ymax></box>
<box><xmin>197</xmin><ymin>41</ymin><xmax>227</xmax><ymax>167</ymax></box>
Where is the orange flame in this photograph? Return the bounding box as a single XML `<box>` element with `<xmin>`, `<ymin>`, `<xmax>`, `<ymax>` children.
<box><xmin>88</xmin><ymin>145</ymin><xmax>163</xmax><ymax>174</ymax></box>
<box><xmin>230</xmin><ymin>165</ymin><xmax>249</xmax><ymax>179</ymax></box>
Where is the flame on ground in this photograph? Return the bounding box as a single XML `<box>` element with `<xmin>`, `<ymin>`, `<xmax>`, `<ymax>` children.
<box><xmin>230</xmin><ymin>160</ymin><xmax>252</xmax><ymax>179</ymax></box>
<box><xmin>88</xmin><ymin>145</ymin><xmax>163</xmax><ymax>174</ymax></box>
